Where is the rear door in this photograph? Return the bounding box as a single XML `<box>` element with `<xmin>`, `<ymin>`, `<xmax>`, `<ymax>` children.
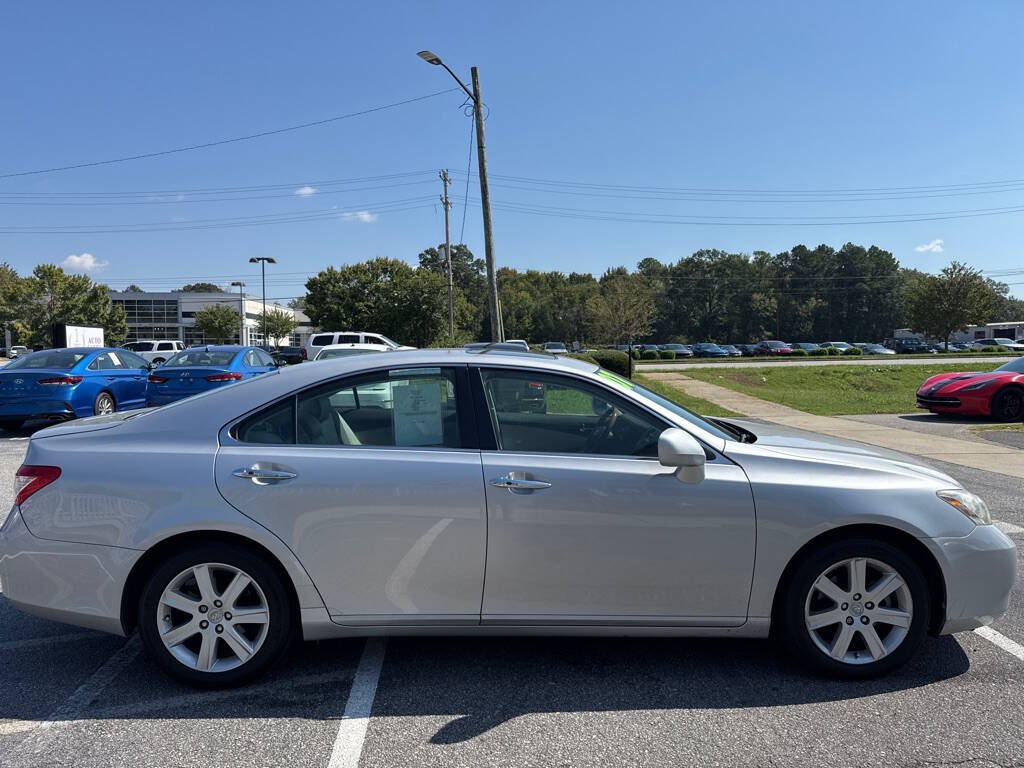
<box><xmin>215</xmin><ymin>364</ymin><xmax>487</xmax><ymax>624</ymax></box>
<box><xmin>88</xmin><ymin>351</ymin><xmax>144</xmax><ymax>409</ymax></box>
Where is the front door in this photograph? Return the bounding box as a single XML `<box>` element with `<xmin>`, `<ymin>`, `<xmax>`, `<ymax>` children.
<box><xmin>474</xmin><ymin>367</ymin><xmax>756</xmax><ymax>624</ymax></box>
<box><xmin>215</xmin><ymin>364</ymin><xmax>486</xmax><ymax>623</ymax></box>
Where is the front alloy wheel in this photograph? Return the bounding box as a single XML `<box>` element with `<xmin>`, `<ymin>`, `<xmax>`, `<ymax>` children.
<box><xmin>779</xmin><ymin>539</ymin><xmax>929</xmax><ymax>678</ymax></box>
<box><xmin>139</xmin><ymin>544</ymin><xmax>292</xmax><ymax>687</ymax></box>
<box><xmin>991</xmin><ymin>387</ymin><xmax>1024</xmax><ymax>422</ymax></box>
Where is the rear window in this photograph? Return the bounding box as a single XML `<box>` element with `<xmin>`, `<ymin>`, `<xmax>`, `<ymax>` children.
<box><xmin>5</xmin><ymin>350</ymin><xmax>88</xmax><ymax>370</ymax></box>
<box><xmin>164</xmin><ymin>350</ymin><xmax>239</xmax><ymax>367</ymax></box>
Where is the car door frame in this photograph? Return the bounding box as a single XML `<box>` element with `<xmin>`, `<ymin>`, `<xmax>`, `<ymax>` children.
<box><xmin>215</xmin><ymin>362</ymin><xmax>489</xmax><ymax>625</ymax></box>
<box><xmin>467</xmin><ymin>362</ymin><xmax>758</xmax><ymax>626</ymax></box>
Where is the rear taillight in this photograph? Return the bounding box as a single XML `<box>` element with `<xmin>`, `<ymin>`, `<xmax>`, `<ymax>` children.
<box><xmin>205</xmin><ymin>372</ymin><xmax>243</xmax><ymax>382</ymax></box>
<box><xmin>15</xmin><ymin>465</ymin><xmax>61</xmax><ymax>506</ymax></box>
<box><xmin>147</xmin><ymin>374</ymin><xmax>168</xmax><ymax>383</ymax></box>
<box><xmin>38</xmin><ymin>376</ymin><xmax>82</xmax><ymax>386</ymax></box>
<box><xmin>301</xmin><ymin>349</ymin><xmax>307</xmax><ymax>359</ymax></box>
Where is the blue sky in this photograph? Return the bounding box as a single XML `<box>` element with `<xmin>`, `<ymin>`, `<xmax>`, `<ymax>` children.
<box><xmin>2</xmin><ymin>1</ymin><xmax>1023</xmax><ymax>299</ymax></box>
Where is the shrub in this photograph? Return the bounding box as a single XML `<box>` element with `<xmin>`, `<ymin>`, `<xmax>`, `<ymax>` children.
<box><xmin>568</xmin><ymin>352</ymin><xmax>598</xmax><ymax>366</ymax></box>
<box><xmin>641</xmin><ymin>349</ymin><xmax>660</xmax><ymax>360</ymax></box>
<box><xmin>588</xmin><ymin>349</ymin><xmax>630</xmax><ymax>376</ymax></box>
<box><xmin>659</xmin><ymin>350</ymin><xmax>676</xmax><ymax>360</ymax></box>
<box><xmin>631</xmin><ymin>348</ymin><xmax>641</xmax><ymax>359</ymax></box>
<box><xmin>842</xmin><ymin>347</ymin><xmax>863</xmax><ymax>355</ymax></box>
<box><xmin>809</xmin><ymin>347</ymin><xmax>828</xmax><ymax>356</ymax></box>
<box><xmin>981</xmin><ymin>345</ymin><xmax>1003</xmax><ymax>353</ymax></box>
<box><xmin>791</xmin><ymin>348</ymin><xmax>808</xmax><ymax>356</ymax></box>
<box><xmin>826</xmin><ymin>346</ymin><xmax>840</xmax><ymax>356</ymax></box>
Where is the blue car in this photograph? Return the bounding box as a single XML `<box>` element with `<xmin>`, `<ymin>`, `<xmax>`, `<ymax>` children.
<box><xmin>692</xmin><ymin>343</ymin><xmax>730</xmax><ymax>358</ymax></box>
<box><xmin>146</xmin><ymin>345</ymin><xmax>278</xmax><ymax>406</ymax></box>
<box><xmin>0</xmin><ymin>347</ymin><xmax>151</xmax><ymax>430</ymax></box>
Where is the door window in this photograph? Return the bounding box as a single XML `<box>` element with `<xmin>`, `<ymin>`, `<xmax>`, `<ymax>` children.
<box><xmin>298</xmin><ymin>367</ymin><xmax>461</xmax><ymax>447</ymax></box>
<box><xmin>156</xmin><ymin>342</ymin><xmax>175</xmax><ymax>351</ymax></box>
<box><xmin>236</xmin><ymin>399</ymin><xmax>296</xmax><ymax>444</ymax></box>
<box><xmin>311</xmin><ymin>334</ymin><xmax>334</xmax><ymax>347</ymax></box>
<box><xmin>89</xmin><ymin>352</ymin><xmax>120</xmax><ymax>370</ymax></box>
<box><xmin>117</xmin><ymin>350</ymin><xmax>149</xmax><ymax>369</ymax></box>
<box><xmin>243</xmin><ymin>350</ymin><xmax>259</xmax><ymax>367</ymax></box>
<box><xmin>255</xmin><ymin>350</ymin><xmax>275</xmax><ymax>367</ymax></box>
<box><xmin>363</xmin><ymin>335</ymin><xmax>386</xmax><ymax>346</ymax></box>
<box><xmin>338</xmin><ymin>334</ymin><xmax>360</xmax><ymax>344</ymax></box>
<box><xmin>479</xmin><ymin>370</ymin><xmax>665</xmax><ymax>457</ymax></box>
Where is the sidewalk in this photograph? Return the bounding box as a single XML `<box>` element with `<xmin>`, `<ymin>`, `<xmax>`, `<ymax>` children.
<box><xmin>645</xmin><ymin>372</ymin><xmax>1024</xmax><ymax>480</ymax></box>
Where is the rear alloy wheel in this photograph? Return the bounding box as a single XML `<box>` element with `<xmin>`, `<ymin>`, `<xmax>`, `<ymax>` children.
<box><xmin>779</xmin><ymin>539</ymin><xmax>929</xmax><ymax>678</ymax></box>
<box><xmin>94</xmin><ymin>392</ymin><xmax>115</xmax><ymax>416</ymax></box>
<box><xmin>138</xmin><ymin>545</ymin><xmax>292</xmax><ymax>687</ymax></box>
<box><xmin>991</xmin><ymin>387</ymin><xmax>1024</xmax><ymax>422</ymax></box>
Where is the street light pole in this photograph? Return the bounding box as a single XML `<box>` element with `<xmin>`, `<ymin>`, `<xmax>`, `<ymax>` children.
<box><xmin>230</xmin><ymin>281</ymin><xmax>246</xmax><ymax>344</ymax></box>
<box><xmin>248</xmin><ymin>257</ymin><xmax>276</xmax><ymax>345</ymax></box>
<box><xmin>417</xmin><ymin>50</ymin><xmax>502</xmax><ymax>342</ymax></box>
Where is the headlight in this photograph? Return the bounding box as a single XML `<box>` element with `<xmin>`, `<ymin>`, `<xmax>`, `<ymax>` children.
<box><xmin>937</xmin><ymin>489</ymin><xmax>992</xmax><ymax>525</ymax></box>
<box><xmin>960</xmin><ymin>378</ymin><xmax>997</xmax><ymax>391</ymax></box>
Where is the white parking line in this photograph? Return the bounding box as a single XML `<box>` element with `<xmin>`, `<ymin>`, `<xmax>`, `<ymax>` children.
<box><xmin>0</xmin><ymin>631</ymin><xmax>102</xmax><ymax>652</ymax></box>
<box><xmin>327</xmin><ymin>637</ymin><xmax>387</xmax><ymax>768</ymax></box>
<box><xmin>974</xmin><ymin>626</ymin><xmax>1024</xmax><ymax>662</ymax></box>
<box><xmin>9</xmin><ymin>636</ymin><xmax>140</xmax><ymax>757</ymax></box>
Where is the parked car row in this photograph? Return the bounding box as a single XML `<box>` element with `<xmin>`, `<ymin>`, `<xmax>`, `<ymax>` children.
<box><xmin>610</xmin><ymin>337</ymin><xmax>1024</xmax><ymax>359</ymax></box>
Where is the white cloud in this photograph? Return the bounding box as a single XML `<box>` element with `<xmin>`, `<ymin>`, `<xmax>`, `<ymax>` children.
<box><xmin>294</xmin><ymin>185</ymin><xmax>317</xmax><ymax>197</ymax></box>
<box><xmin>341</xmin><ymin>210</ymin><xmax>378</xmax><ymax>223</ymax></box>
<box><xmin>62</xmin><ymin>253</ymin><xmax>109</xmax><ymax>272</ymax></box>
<box><xmin>914</xmin><ymin>238</ymin><xmax>944</xmax><ymax>253</ymax></box>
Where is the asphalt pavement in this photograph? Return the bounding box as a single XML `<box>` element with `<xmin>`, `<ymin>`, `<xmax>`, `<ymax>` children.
<box><xmin>0</xmin><ymin>428</ymin><xmax>1022</xmax><ymax>767</ymax></box>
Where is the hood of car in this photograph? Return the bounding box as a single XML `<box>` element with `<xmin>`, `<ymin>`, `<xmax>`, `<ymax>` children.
<box><xmin>917</xmin><ymin>371</ymin><xmax>1006</xmax><ymax>394</ymax></box>
<box><xmin>719</xmin><ymin>417</ymin><xmax>959</xmax><ymax>486</ymax></box>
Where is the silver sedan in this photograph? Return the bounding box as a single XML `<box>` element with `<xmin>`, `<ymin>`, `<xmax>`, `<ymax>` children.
<box><xmin>0</xmin><ymin>350</ymin><xmax>1015</xmax><ymax>686</ymax></box>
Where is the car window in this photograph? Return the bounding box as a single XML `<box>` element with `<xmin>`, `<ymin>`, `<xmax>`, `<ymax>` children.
<box><xmin>363</xmin><ymin>335</ymin><xmax>386</xmax><ymax>345</ymax></box>
<box><xmin>89</xmin><ymin>352</ymin><xmax>120</xmax><ymax>371</ymax></box>
<box><xmin>236</xmin><ymin>398</ymin><xmax>296</xmax><ymax>444</ymax></box>
<box><xmin>296</xmin><ymin>367</ymin><xmax>461</xmax><ymax>448</ymax></box>
<box><xmin>256</xmin><ymin>350</ymin><xmax>275</xmax><ymax>366</ymax></box>
<box><xmin>479</xmin><ymin>369</ymin><xmax>666</xmax><ymax>457</ymax></box>
<box><xmin>127</xmin><ymin>341</ymin><xmax>154</xmax><ymax>352</ymax></box>
<box><xmin>243</xmin><ymin>350</ymin><xmax>258</xmax><ymax>367</ymax></box>
<box><xmin>117</xmin><ymin>350</ymin><xmax>149</xmax><ymax>369</ymax></box>
<box><xmin>311</xmin><ymin>334</ymin><xmax>334</xmax><ymax>347</ymax></box>
<box><xmin>5</xmin><ymin>350</ymin><xmax>87</xmax><ymax>370</ymax></box>
<box><xmin>165</xmin><ymin>350</ymin><xmax>238</xmax><ymax>367</ymax></box>
<box><xmin>338</xmin><ymin>334</ymin><xmax>361</xmax><ymax>344</ymax></box>
<box><xmin>316</xmin><ymin>348</ymin><xmax>376</xmax><ymax>360</ymax></box>
<box><xmin>156</xmin><ymin>342</ymin><xmax>174</xmax><ymax>351</ymax></box>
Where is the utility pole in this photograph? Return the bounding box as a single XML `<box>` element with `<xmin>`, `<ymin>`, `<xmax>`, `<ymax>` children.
<box><xmin>230</xmin><ymin>281</ymin><xmax>246</xmax><ymax>344</ymax></box>
<box><xmin>440</xmin><ymin>169</ymin><xmax>455</xmax><ymax>340</ymax></box>
<box><xmin>775</xmin><ymin>269</ymin><xmax>782</xmax><ymax>339</ymax></box>
<box><xmin>417</xmin><ymin>51</ymin><xmax>502</xmax><ymax>342</ymax></box>
<box><xmin>471</xmin><ymin>67</ymin><xmax>501</xmax><ymax>342</ymax></box>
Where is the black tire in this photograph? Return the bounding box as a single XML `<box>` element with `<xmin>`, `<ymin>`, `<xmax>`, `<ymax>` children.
<box><xmin>0</xmin><ymin>418</ymin><xmax>24</xmax><ymax>432</ymax></box>
<box><xmin>94</xmin><ymin>391</ymin><xmax>116</xmax><ymax>416</ymax></box>
<box><xmin>777</xmin><ymin>537</ymin><xmax>930</xmax><ymax>679</ymax></box>
<box><xmin>152</xmin><ymin>358</ymin><xmax>165</xmax><ymax>365</ymax></box>
<box><xmin>137</xmin><ymin>543</ymin><xmax>293</xmax><ymax>688</ymax></box>
<box><xmin>991</xmin><ymin>386</ymin><xmax>1024</xmax><ymax>422</ymax></box>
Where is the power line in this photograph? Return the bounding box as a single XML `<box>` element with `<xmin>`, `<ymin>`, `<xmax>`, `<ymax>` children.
<box><xmin>0</xmin><ymin>89</ymin><xmax>460</xmax><ymax>180</ymax></box>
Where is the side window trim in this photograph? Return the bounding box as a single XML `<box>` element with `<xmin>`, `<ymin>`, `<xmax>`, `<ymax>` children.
<box><xmin>224</xmin><ymin>363</ymin><xmax>480</xmax><ymax>451</ymax></box>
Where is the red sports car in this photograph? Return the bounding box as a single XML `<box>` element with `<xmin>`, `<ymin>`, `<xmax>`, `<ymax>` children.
<box><xmin>916</xmin><ymin>356</ymin><xmax>1024</xmax><ymax>421</ymax></box>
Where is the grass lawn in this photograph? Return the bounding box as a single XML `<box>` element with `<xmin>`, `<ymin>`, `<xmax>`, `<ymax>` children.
<box><xmin>634</xmin><ymin>374</ymin><xmax>741</xmax><ymax>418</ymax></box>
<box><xmin>683</xmin><ymin>362</ymin><xmax>1002</xmax><ymax>416</ymax></box>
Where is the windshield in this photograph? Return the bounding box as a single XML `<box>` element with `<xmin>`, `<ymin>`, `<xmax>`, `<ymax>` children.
<box><xmin>316</xmin><ymin>348</ymin><xmax>377</xmax><ymax>360</ymax></box>
<box><xmin>5</xmin><ymin>350</ymin><xmax>88</xmax><ymax>370</ymax></box>
<box><xmin>164</xmin><ymin>349</ymin><xmax>239</xmax><ymax>367</ymax></box>
<box><xmin>766</xmin><ymin>341</ymin><xmax>787</xmax><ymax>348</ymax></box>
<box><xmin>996</xmin><ymin>357</ymin><xmax>1024</xmax><ymax>373</ymax></box>
<box><xmin>375</xmin><ymin>334</ymin><xmax>400</xmax><ymax>348</ymax></box>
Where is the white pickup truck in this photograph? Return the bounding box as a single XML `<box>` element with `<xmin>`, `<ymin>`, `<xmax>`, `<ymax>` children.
<box><xmin>122</xmin><ymin>339</ymin><xmax>185</xmax><ymax>365</ymax></box>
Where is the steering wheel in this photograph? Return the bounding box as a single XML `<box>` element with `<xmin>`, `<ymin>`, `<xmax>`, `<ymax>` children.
<box><xmin>585</xmin><ymin>405</ymin><xmax>620</xmax><ymax>453</ymax></box>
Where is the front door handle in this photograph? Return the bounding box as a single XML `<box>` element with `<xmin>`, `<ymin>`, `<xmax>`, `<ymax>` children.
<box><xmin>233</xmin><ymin>466</ymin><xmax>297</xmax><ymax>483</ymax></box>
<box><xmin>489</xmin><ymin>473</ymin><xmax>552</xmax><ymax>491</ymax></box>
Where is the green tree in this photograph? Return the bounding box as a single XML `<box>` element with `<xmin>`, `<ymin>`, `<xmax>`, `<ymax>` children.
<box><xmin>262</xmin><ymin>308</ymin><xmax>297</xmax><ymax>344</ymax></box>
<box><xmin>123</xmin><ymin>284</ymin><xmax>145</xmax><ymax>292</ymax></box>
<box><xmin>305</xmin><ymin>258</ymin><xmax>462</xmax><ymax>347</ymax></box>
<box><xmin>175</xmin><ymin>282</ymin><xmax>221</xmax><ymax>293</ymax></box>
<box><xmin>905</xmin><ymin>262</ymin><xmax>995</xmax><ymax>349</ymax></box>
<box><xmin>21</xmin><ymin>264</ymin><xmax>118</xmax><ymax>346</ymax></box>
<box><xmin>104</xmin><ymin>303</ymin><xmax>129</xmax><ymax>345</ymax></box>
<box><xmin>586</xmin><ymin>272</ymin><xmax>655</xmax><ymax>344</ymax></box>
<box><xmin>193</xmin><ymin>303</ymin><xmax>240</xmax><ymax>344</ymax></box>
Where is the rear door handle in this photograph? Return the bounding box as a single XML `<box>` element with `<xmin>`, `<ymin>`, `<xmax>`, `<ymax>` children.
<box><xmin>233</xmin><ymin>466</ymin><xmax>297</xmax><ymax>483</ymax></box>
<box><xmin>489</xmin><ymin>474</ymin><xmax>552</xmax><ymax>491</ymax></box>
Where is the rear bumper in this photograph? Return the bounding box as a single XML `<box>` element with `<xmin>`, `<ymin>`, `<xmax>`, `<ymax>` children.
<box><xmin>0</xmin><ymin>399</ymin><xmax>77</xmax><ymax>421</ymax></box>
<box><xmin>0</xmin><ymin>507</ymin><xmax>140</xmax><ymax>635</ymax></box>
<box><xmin>926</xmin><ymin>524</ymin><xmax>1017</xmax><ymax>634</ymax></box>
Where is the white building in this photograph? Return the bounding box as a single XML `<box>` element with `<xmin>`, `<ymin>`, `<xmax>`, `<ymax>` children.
<box><xmin>894</xmin><ymin>321</ymin><xmax>1024</xmax><ymax>343</ymax></box>
<box><xmin>109</xmin><ymin>290</ymin><xmax>315</xmax><ymax>347</ymax></box>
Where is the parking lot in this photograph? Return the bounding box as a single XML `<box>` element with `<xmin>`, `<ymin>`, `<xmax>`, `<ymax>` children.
<box><xmin>1</xmin><ymin>429</ymin><xmax>1023</xmax><ymax>768</ymax></box>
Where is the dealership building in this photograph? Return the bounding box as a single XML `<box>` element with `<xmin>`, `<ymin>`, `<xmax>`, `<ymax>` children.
<box><xmin>108</xmin><ymin>290</ymin><xmax>314</xmax><ymax>347</ymax></box>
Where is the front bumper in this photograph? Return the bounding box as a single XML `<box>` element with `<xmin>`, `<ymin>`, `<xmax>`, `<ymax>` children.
<box><xmin>0</xmin><ymin>506</ymin><xmax>141</xmax><ymax>635</ymax></box>
<box><xmin>927</xmin><ymin>524</ymin><xmax>1017</xmax><ymax>634</ymax></box>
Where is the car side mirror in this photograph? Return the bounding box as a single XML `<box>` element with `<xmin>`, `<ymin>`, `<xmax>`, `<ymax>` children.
<box><xmin>658</xmin><ymin>428</ymin><xmax>706</xmax><ymax>484</ymax></box>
